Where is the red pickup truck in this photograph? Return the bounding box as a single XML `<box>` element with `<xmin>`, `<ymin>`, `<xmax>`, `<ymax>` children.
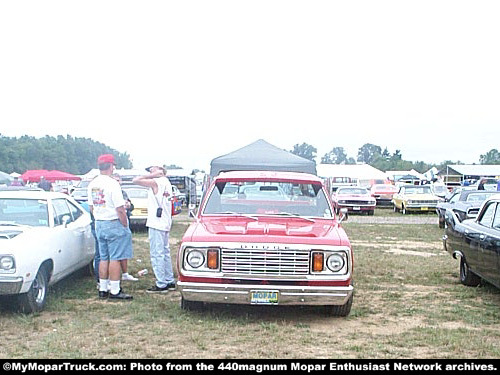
<box><xmin>177</xmin><ymin>170</ymin><xmax>354</xmax><ymax>316</ymax></box>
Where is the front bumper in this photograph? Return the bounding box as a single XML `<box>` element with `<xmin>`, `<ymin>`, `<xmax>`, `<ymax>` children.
<box><xmin>178</xmin><ymin>281</ymin><xmax>353</xmax><ymax>306</ymax></box>
<box><xmin>404</xmin><ymin>204</ymin><xmax>438</xmax><ymax>212</ymax></box>
<box><xmin>337</xmin><ymin>204</ymin><xmax>375</xmax><ymax>212</ymax></box>
<box><xmin>0</xmin><ymin>276</ymin><xmax>24</xmax><ymax>295</ymax></box>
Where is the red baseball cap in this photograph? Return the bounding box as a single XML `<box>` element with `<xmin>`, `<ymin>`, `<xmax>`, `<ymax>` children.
<box><xmin>97</xmin><ymin>154</ymin><xmax>116</xmax><ymax>165</ymax></box>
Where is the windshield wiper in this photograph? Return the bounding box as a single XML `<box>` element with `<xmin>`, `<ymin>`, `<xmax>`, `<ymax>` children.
<box><xmin>272</xmin><ymin>213</ymin><xmax>316</xmax><ymax>223</ymax></box>
<box><xmin>215</xmin><ymin>212</ymin><xmax>259</xmax><ymax>221</ymax></box>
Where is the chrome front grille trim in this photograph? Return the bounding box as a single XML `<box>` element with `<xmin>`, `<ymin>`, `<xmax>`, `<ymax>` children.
<box><xmin>221</xmin><ymin>248</ymin><xmax>310</xmax><ymax>275</ymax></box>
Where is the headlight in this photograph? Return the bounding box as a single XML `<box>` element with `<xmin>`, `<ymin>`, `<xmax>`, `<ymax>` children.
<box><xmin>183</xmin><ymin>247</ymin><xmax>220</xmax><ymax>272</ymax></box>
<box><xmin>186</xmin><ymin>250</ymin><xmax>205</xmax><ymax>268</ymax></box>
<box><xmin>0</xmin><ymin>255</ymin><xmax>15</xmax><ymax>271</ymax></box>
<box><xmin>407</xmin><ymin>200</ymin><xmax>413</xmax><ymax>204</ymax></box>
<box><xmin>327</xmin><ymin>254</ymin><xmax>345</xmax><ymax>272</ymax></box>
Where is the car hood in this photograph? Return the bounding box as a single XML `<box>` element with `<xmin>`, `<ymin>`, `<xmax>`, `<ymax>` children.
<box><xmin>403</xmin><ymin>193</ymin><xmax>439</xmax><ymax>200</ymax></box>
<box><xmin>336</xmin><ymin>194</ymin><xmax>371</xmax><ymax>200</ymax></box>
<box><xmin>184</xmin><ymin>216</ymin><xmax>350</xmax><ymax>246</ymax></box>
<box><xmin>0</xmin><ymin>225</ymin><xmax>32</xmax><ymax>240</ymax></box>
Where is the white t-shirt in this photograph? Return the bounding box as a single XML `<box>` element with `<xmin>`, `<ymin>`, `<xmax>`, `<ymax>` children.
<box><xmin>146</xmin><ymin>176</ymin><xmax>173</xmax><ymax>231</ymax></box>
<box><xmin>87</xmin><ymin>174</ymin><xmax>125</xmax><ymax>221</ymax></box>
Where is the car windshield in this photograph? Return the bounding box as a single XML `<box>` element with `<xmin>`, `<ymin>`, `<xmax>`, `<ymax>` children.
<box><xmin>373</xmin><ymin>184</ymin><xmax>397</xmax><ymax>192</ymax></box>
<box><xmin>405</xmin><ymin>186</ymin><xmax>432</xmax><ymax>194</ymax></box>
<box><xmin>123</xmin><ymin>188</ymin><xmax>148</xmax><ymax>199</ymax></box>
<box><xmin>0</xmin><ymin>198</ymin><xmax>50</xmax><ymax>227</ymax></box>
<box><xmin>203</xmin><ymin>181</ymin><xmax>333</xmax><ymax>218</ymax></box>
<box><xmin>338</xmin><ymin>188</ymin><xmax>368</xmax><ymax>195</ymax></box>
<box><xmin>432</xmin><ymin>185</ymin><xmax>448</xmax><ymax>194</ymax></box>
<box><xmin>466</xmin><ymin>192</ymin><xmax>495</xmax><ymax>202</ymax></box>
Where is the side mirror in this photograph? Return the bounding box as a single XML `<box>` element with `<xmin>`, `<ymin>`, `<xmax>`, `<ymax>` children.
<box><xmin>338</xmin><ymin>208</ymin><xmax>349</xmax><ymax>223</ymax></box>
<box><xmin>189</xmin><ymin>203</ymin><xmax>198</xmax><ymax>218</ymax></box>
<box><xmin>61</xmin><ymin>215</ymin><xmax>72</xmax><ymax>227</ymax></box>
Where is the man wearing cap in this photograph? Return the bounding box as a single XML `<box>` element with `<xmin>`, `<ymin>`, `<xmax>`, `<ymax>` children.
<box><xmin>87</xmin><ymin>154</ymin><xmax>133</xmax><ymax>300</ymax></box>
<box><xmin>133</xmin><ymin>163</ymin><xmax>175</xmax><ymax>293</ymax></box>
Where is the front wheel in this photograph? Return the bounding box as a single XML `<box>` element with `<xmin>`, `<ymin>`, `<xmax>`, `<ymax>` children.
<box><xmin>17</xmin><ymin>265</ymin><xmax>49</xmax><ymax>313</ymax></box>
<box><xmin>181</xmin><ymin>297</ymin><xmax>204</xmax><ymax>311</ymax></box>
<box><xmin>324</xmin><ymin>294</ymin><xmax>353</xmax><ymax>317</ymax></box>
<box><xmin>459</xmin><ymin>257</ymin><xmax>481</xmax><ymax>287</ymax></box>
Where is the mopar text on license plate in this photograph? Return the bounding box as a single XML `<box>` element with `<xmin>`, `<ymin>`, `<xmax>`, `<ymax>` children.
<box><xmin>250</xmin><ymin>290</ymin><xmax>279</xmax><ymax>305</ymax></box>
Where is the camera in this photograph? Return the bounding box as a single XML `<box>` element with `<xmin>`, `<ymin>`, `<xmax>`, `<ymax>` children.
<box><xmin>156</xmin><ymin>207</ymin><xmax>163</xmax><ymax>218</ymax></box>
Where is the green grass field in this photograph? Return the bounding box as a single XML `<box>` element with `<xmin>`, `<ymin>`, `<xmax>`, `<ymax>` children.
<box><xmin>1</xmin><ymin>210</ymin><xmax>499</xmax><ymax>358</ymax></box>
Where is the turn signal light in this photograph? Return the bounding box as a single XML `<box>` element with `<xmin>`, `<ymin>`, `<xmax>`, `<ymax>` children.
<box><xmin>312</xmin><ymin>252</ymin><xmax>324</xmax><ymax>272</ymax></box>
<box><xmin>207</xmin><ymin>249</ymin><xmax>219</xmax><ymax>269</ymax></box>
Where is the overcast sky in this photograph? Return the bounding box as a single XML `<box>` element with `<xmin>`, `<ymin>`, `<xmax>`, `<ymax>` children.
<box><xmin>1</xmin><ymin>1</ymin><xmax>499</xmax><ymax>172</ymax></box>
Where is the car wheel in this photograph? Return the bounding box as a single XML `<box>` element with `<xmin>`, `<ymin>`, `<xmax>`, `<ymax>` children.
<box><xmin>181</xmin><ymin>297</ymin><xmax>204</xmax><ymax>311</ymax></box>
<box><xmin>459</xmin><ymin>257</ymin><xmax>481</xmax><ymax>287</ymax></box>
<box><xmin>393</xmin><ymin>204</ymin><xmax>399</xmax><ymax>213</ymax></box>
<box><xmin>18</xmin><ymin>265</ymin><xmax>49</xmax><ymax>313</ymax></box>
<box><xmin>438</xmin><ymin>216</ymin><xmax>445</xmax><ymax>229</ymax></box>
<box><xmin>402</xmin><ymin>205</ymin><xmax>407</xmax><ymax>215</ymax></box>
<box><xmin>324</xmin><ymin>294</ymin><xmax>353</xmax><ymax>317</ymax></box>
<box><xmin>368</xmin><ymin>210</ymin><xmax>374</xmax><ymax>216</ymax></box>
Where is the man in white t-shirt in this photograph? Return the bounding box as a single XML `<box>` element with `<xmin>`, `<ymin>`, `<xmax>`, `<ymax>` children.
<box><xmin>133</xmin><ymin>163</ymin><xmax>175</xmax><ymax>293</ymax></box>
<box><xmin>87</xmin><ymin>154</ymin><xmax>133</xmax><ymax>300</ymax></box>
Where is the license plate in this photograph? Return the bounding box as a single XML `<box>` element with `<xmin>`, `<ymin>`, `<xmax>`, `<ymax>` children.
<box><xmin>353</xmin><ymin>206</ymin><xmax>361</xmax><ymax>211</ymax></box>
<box><xmin>250</xmin><ymin>290</ymin><xmax>279</xmax><ymax>305</ymax></box>
<box><xmin>421</xmin><ymin>207</ymin><xmax>428</xmax><ymax>211</ymax></box>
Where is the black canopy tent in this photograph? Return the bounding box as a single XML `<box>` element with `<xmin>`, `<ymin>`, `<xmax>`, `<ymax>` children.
<box><xmin>209</xmin><ymin>139</ymin><xmax>317</xmax><ymax>177</ymax></box>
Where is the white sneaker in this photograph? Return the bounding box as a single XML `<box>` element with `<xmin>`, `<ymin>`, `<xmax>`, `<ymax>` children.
<box><xmin>122</xmin><ymin>273</ymin><xmax>138</xmax><ymax>281</ymax></box>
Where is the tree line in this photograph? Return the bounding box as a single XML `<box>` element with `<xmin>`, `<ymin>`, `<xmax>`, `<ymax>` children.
<box><xmin>0</xmin><ymin>135</ymin><xmax>132</xmax><ymax>174</ymax></box>
<box><xmin>291</xmin><ymin>142</ymin><xmax>500</xmax><ymax>173</ymax></box>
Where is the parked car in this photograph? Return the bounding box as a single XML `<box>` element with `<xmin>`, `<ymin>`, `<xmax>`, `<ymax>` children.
<box><xmin>332</xmin><ymin>187</ymin><xmax>376</xmax><ymax>215</ymax></box>
<box><xmin>177</xmin><ymin>171</ymin><xmax>354</xmax><ymax>316</ymax></box>
<box><xmin>0</xmin><ymin>190</ymin><xmax>94</xmax><ymax>313</ymax></box>
<box><xmin>122</xmin><ymin>185</ymin><xmax>149</xmax><ymax>227</ymax></box>
<box><xmin>122</xmin><ymin>184</ymin><xmax>181</xmax><ymax>227</ymax></box>
<box><xmin>70</xmin><ymin>187</ymin><xmax>88</xmax><ymax>204</ymax></box>
<box><xmin>430</xmin><ymin>183</ymin><xmax>449</xmax><ymax>199</ymax></box>
<box><xmin>472</xmin><ymin>178</ymin><xmax>499</xmax><ymax>191</ymax></box>
<box><xmin>173</xmin><ymin>185</ymin><xmax>186</xmax><ymax>206</ymax></box>
<box><xmin>392</xmin><ymin>184</ymin><xmax>441</xmax><ymax>214</ymax></box>
<box><xmin>443</xmin><ymin>194</ymin><xmax>500</xmax><ymax>289</ymax></box>
<box><xmin>370</xmin><ymin>184</ymin><xmax>398</xmax><ymax>207</ymax></box>
<box><xmin>436</xmin><ymin>189</ymin><xmax>497</xmax><ymax>228</ymax></box>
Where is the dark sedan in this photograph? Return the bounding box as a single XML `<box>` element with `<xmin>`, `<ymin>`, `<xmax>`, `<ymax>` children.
<box><xmin>443</xmin><ymin>194</ymin><xmax>500</xmax><ymax>289</ymax></box>
<box><xmin>436</xmin><ymin>189</ymin><xmax>497</xmax><ymax>228</ymax></box>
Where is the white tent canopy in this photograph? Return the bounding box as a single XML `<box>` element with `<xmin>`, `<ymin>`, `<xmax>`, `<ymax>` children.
<box><xmin>317</xmin><ymin>164</ymin><xmax>387</xmax><ymax>181</ymax></box>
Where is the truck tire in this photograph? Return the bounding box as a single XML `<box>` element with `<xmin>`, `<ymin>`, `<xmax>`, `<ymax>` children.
<box><xmin>325</xmin><ymin>294</ymin><xmax>353</xmax><ymax>317</ymax></box>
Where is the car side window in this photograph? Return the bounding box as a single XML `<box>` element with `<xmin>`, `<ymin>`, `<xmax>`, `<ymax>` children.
<box><xmin>52</xmin><ymin>199</ymin><xmax>72</xmax><ymax>226</ymax></box>
<box><xmin>67</xmin><ymin>200</ymin><xmax>83</xmax><ymax>222</ymax></box>
<box><xmin>492</xmin><ymin>203</ymin><xmax>500</xmax><ymax>230</ymax></box>
<box><xmin>478</xmin><ymin>202</ymin><xmax>496</xmax><ymax>228</ymax></box>
<box><xmin>449</xmin><ymin>193</ymin><xmax>460</xmax><ymax>203</ymax></box>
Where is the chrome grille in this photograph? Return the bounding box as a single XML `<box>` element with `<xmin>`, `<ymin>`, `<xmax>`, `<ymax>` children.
<box><xmin>412</xmin><ymin>200</ymin><xmax>438</xmax><ymax>205</ymax></box>
<box><xmin>221</xmin><ymin>248</ymin><xmax>310</xmax><ymax>275</ymax></box>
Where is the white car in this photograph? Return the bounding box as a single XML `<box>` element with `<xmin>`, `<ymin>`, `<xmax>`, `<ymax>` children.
<box><xmin>0</xmin><ymin>190</ymin><xmax>94</xmax><ymax>313</ymax></box>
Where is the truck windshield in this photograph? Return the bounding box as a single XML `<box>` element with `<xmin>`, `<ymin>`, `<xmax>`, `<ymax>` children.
<box><xmin>203</xmin><ymin>181</ymin><xmax>333</xmax><ymax>218</ymax></box>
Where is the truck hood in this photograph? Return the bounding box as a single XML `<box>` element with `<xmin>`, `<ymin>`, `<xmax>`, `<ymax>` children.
<box><xmin>184</xmin><ymin>216</ymin><xmax>350</xmax><ymax>246</ymax></box>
